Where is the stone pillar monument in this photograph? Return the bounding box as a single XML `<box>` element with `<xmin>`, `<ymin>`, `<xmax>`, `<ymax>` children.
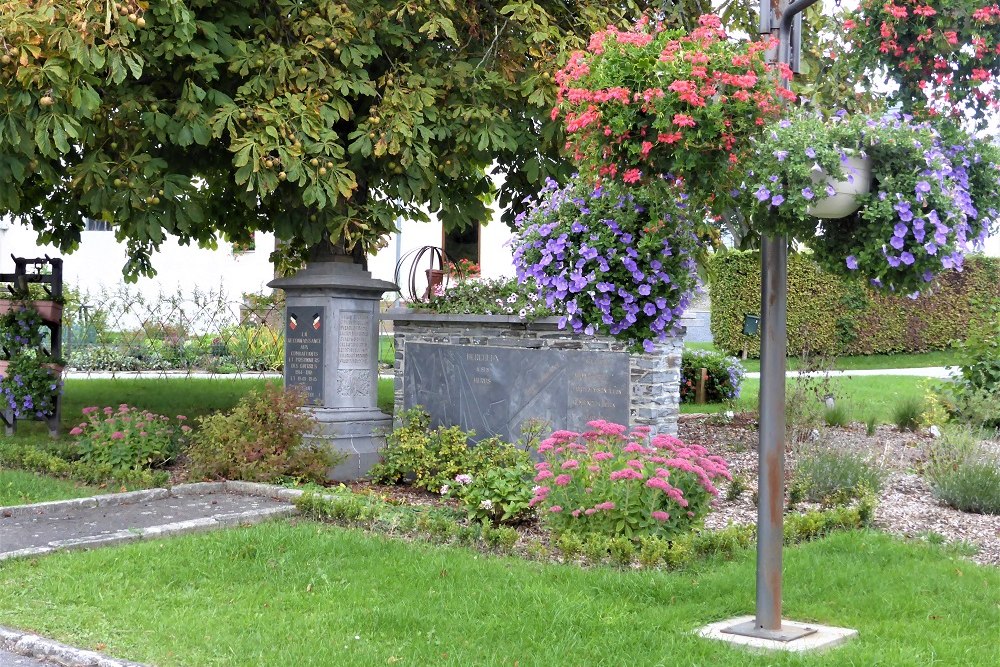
<box><xmin>269</xmin><ymin>249</ymin><xmax>396</xmax><ymax>479</ymax></box>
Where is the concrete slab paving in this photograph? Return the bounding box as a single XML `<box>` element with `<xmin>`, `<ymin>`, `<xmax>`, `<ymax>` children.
<box><xmin>698</xmin><ymin>615</ymin><xmax>858</xmax><ymax>653</ymax></box>
<box><xmin>0</xmin><ymin>484</ymin><xmax>300</xmax><ymax>560</ymax></box>
<box><xmin>0</xmin><ymin>648</ymin><xmax>51</xmax><ymax>667</ymax></box>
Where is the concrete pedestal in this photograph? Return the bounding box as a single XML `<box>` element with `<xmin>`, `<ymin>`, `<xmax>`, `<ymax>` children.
<box><xmin>269</xmin><ymin>260</ymin><xmax>396</xmax><ymax>480</ymax></box>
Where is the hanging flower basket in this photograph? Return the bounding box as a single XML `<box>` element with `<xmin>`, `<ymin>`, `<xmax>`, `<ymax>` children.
<box><xmin>806</xmin><ymin>153</ymin><xmax>873</xmax><ymax>218</ymax></box>
<box><xmin>0</xmin><ymin>299</ymin><xmax>63</xmax><ymax>324</ymax></box>
<box><xmin>742</xmin><ymin>111</ymin><xmax>1000</xmax><ymax>293</ymax></box>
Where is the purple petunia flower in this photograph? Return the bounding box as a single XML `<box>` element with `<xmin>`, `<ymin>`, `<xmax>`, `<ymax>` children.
<box><xmin>846</xmin><ymin>255</ymin><xmax>859</xmax><ymax>270</ymax></box>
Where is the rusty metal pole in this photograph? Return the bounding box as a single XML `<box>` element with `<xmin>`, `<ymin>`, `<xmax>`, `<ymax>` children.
<box><xmin>724</xmin><ymin>0</ymin><xmax>821</xmax><ymax>642</ymax></box>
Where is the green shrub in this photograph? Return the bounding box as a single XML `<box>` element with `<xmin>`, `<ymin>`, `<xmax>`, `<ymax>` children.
<box><xmin>792</xmin><ymin>445</ymin><xmax>884</xmax><ymax>506</ymax></box>
<box><xmin>447</xmin><ymin>461</ymin><xmax>536</xmax><ymax>526</ymax></box>
<box><xmin>187</xmin><ymin>386</ymin><xmax>339</xmax><ymax>484</ymax></box>
<box><xmin>710</xmin><ymin>251</ymin><xmax>1000</xmax><ymax>358</ymax></box>
<box><xmin>370</xmin><ymin>408</ymin><xmax>531</xmax><ymax>494</ymax></box>
<box><xmin>926</xmin><ymin>426</ymin><xmax>1000</xmax><ymax>514</ymax></box>
<box><xmin>679</xmin><ymin>349</ymin><xmax>744</xmax><ymax>403</ymax></box>
<box><xmin>893</xmin><ymin>396</ymin><xmax>925</xmax><ymax>432</ymax></box>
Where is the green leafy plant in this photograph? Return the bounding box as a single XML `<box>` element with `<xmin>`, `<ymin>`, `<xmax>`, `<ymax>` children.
<box><xmin>187</xmin><ymin>386</ymin><xmax>339</xmax><ymax>483</ymax></box>
<box><xmin>446</xmin><ymin>461</ymin><xmax>536</xmax><ymax>526</ymax></box>
<box><xmin>532</xmin><ymin>420</ymin><xmax>731</xmax><ymax>539</ymax></box>
<box><xmin>792</xmin><ymin>444</ymin><xmax>884</xmax><ymax>506</ymax></box>
<box><xmin>725</xmin><ymin>474</ymin><xmax>747</xmax><ymax>502</ymax></box>
<box><xmin>680</xmin><ymin>349</ymin><xmax>745</xmax><ymax>403</ymax></box>
<box><xmin>709</xmin><ymin>251</ymin><xmax>1000</xmax><ymax>360</ymax></box>
<box><xmin>71</xmin><ymin>404</ymin><xmax>186</xmax><ymax>470</ymax></box>
<box><xmin>370</xmin><ymin>408</ymin><xmax>531</xmax><ymax>494</ymax></box>
<box><xmin>865</xmin><ymin>414</ymin><xmax>878</xmax><ymax>436</ymax></box>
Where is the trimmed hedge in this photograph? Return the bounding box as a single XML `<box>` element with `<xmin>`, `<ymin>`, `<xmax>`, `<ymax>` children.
<box><xmin>710</xmin><ymin>251</ymin><xmax>1000</xmax><ymax>358</ymax></box>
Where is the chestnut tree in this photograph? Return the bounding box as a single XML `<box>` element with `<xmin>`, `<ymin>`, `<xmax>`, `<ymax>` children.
<box><xmin>0</xmin><ymin>1</ymin><xmax>774</xmax><ymax>279</ymax></box>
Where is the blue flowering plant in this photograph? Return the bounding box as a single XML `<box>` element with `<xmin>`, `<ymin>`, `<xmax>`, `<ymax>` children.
<box><xmin>511</xmin><ymin>177</ymin><xmax>700</xmax><ymax>352</ymax></box>
<box><xmin>0</xmin><ymin>350</ymin><xmax>62</xmax><ymax>419</ymax></box>
<box><xmin>743</xmin><ymin>111</ymin><xmax>1000</xmax><ymax>294</ymax></box>
<box><xmin>0</xmin><ymin>304</ymin><xmax>45</xmax><ymax>353</ymax></box>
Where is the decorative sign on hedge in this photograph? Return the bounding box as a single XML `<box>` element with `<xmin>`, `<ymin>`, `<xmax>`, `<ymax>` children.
<box><xmin>284</xmin><ymin>306</ymin><xmax>325</xmax><ymax>406</ymax></box>
<box><xmin>403</xmin><ymin>342</ymin><xmax>630</xmax><ymax>443</ymax></box>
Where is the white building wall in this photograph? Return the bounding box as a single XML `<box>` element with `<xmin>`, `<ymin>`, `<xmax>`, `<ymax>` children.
<box><xmin>0</xmin><ymin>208</ymin><xmax>517</xmax><ymax>302</ymax></box>
<box><xmin>0</xmin><ymin>217</ymin><xmax>276</xmax><ymax>301</ymax></box>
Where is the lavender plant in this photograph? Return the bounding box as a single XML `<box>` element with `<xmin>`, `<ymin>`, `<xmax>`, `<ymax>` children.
<box><xmin>511</xmin><ymin>178</ymin><xmax>700</xmax><ymax>352</ymax></box>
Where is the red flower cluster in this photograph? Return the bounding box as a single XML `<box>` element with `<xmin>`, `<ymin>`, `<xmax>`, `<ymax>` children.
<box><xmin>844</xmin><ymin>0</ymin><xmax>1000</xmax><ymax>124</ymax></box>
<box><xmin>552</xmin><ymin>14</ymin><xmax>790</xmax><ymax>211</ymax></box>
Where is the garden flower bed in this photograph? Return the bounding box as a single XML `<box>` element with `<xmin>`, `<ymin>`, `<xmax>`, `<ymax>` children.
<box><xmin>682</xmin><ymin>413</ymin><xmax>1000</xmax><ymax>565</ymax></box>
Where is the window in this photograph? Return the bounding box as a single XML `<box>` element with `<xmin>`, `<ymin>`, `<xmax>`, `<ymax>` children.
<box><xmin>84</xmin><ymin>217</ymin><xmax>111</xmax><ymax>232</ymax></box>
<box><xmin>442</xmin><ymin>224</ymin><xmax>480</xmax><ymax>265</ymax></box>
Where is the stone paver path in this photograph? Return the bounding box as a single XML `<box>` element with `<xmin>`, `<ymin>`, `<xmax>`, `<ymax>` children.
<box><xmin>0</xmin><ymin>648</ymin><xmax>49</xmax><ymax>667</ymax></box>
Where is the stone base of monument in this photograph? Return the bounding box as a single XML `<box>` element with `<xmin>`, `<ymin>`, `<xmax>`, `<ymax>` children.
<box><xmin>697</xmin><ymin>616</ymin><xmax>857</xmax><ymax>653</ymax></box>
<box><xmin>306</xmin><ymin>407</ymin><xmax>393</xmax><ymax>480</ymax></box>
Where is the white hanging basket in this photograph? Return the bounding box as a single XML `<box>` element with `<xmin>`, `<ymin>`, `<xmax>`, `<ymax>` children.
<box><xmin>806</xmin><ymin>154</ymin><xmax>872</xmax><ymax>219</ymax></box>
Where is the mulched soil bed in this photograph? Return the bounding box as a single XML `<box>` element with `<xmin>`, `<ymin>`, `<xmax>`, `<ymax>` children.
<box><xmin>679</xmin><ymin>413</ymin><xmax>1000</xmax><ymax>566</ymax></box>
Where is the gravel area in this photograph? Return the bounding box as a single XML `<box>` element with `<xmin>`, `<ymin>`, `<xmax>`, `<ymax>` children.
<box><xmin>679</xmin><ymin>413</ymin><xmax>1000</xmax><ymax>566</ymax></box>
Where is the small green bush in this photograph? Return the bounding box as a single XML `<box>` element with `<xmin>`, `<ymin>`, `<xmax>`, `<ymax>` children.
<box><xmin>892</xmin><ymin>396</ymin><xmax>924</xmax><ymax>432</ymax></box>
<box><xmin>679</xmin><ymin>349</ymin><xmax>744</xmax><ymax>403</ymax></box>
<box><xmin>929</xmin><ymin>460</ymin><xmax>1000</xmax><ymax>514</ymax></box>
<box><xmin>822</xmin><ymin>402</ymin><xmax>851</xmax><ymax>428</ymax></box>
<box><xmin>792</xmin><ymin>445</ymin><xmax>884</xmax><ymax>505</ymax></box>
<box><xmin>187</xmin><ymin>386</ymin><xmax>339</xmax><ymax>484</ymax></box>
<box><xmin>926</xmin><ymin>426</ymin><xmax>1000</xmax><ymax>515</ymax></box>
<box><xmin>447</xmin><ymin>462</ymin><xmax>536</xmax><ymax>526</ymax></box>
<box><xmin>370</xmin><ymin>408</ymin><xmax>531</xmax><ymax>494</ymax></box>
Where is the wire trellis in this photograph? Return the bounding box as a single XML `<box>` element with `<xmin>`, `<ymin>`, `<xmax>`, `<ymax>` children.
<box><xmin>61</xmin><ymin>286</ymin><xmax>285</xmax><ymax>378</ymax></box>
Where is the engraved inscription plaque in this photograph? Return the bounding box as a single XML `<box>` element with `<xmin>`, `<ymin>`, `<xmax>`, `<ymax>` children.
<box><xmin>285</xmin><ymin>306</ymin><xmax>325</xmax><ymax>405</ymax></box>
<box><xmin>338</xmin><ymin>311</ymin><xmax>372</xmax><ymax>369</ymax></box>
<box><xmin>404</xmin><ymin>343</ymin><xmax>629</xmax><ymax>443</ymax></box>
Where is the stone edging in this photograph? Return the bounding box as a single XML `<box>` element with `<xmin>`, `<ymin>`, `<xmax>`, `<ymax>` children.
<box><xmin>0</xmin><ymin>482</ymin><xmax>304</xmax><ymax>563</ymax></box>
<box><xmin>0</xmin><ymin>626</ymin><xmax>149</xmax><ymax>667</ymax></box>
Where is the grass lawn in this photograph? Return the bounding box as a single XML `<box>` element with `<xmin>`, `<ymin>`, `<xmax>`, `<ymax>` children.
<box><xmin>0</xmin><ymin>469</ymin><xmax>99</xmax><ymax>505</ymax></box>
<box><xmin>685</xmin><ymin>343</ymin><xmax>962</xmax><ymax>374</ymax></box>
<box><xmin>680</xmin><ymin>375</ymin><xmax>936</xmax><ymax>424</ymax></box>
<box><xmin>0</xmin><ymin>524</ymin><xmax>995</xmax><ymax>666</ymax></box>
<box><xmin>3</xmin><ymin>378</ymin><xmax>279</xmax><ymax>440</ymax></box>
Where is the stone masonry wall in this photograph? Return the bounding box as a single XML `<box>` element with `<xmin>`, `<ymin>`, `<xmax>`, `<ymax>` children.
<box><xmin>385</xmin><ymin>311</ymin><xmax>682</xmax><ymax>436</ymax></box>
